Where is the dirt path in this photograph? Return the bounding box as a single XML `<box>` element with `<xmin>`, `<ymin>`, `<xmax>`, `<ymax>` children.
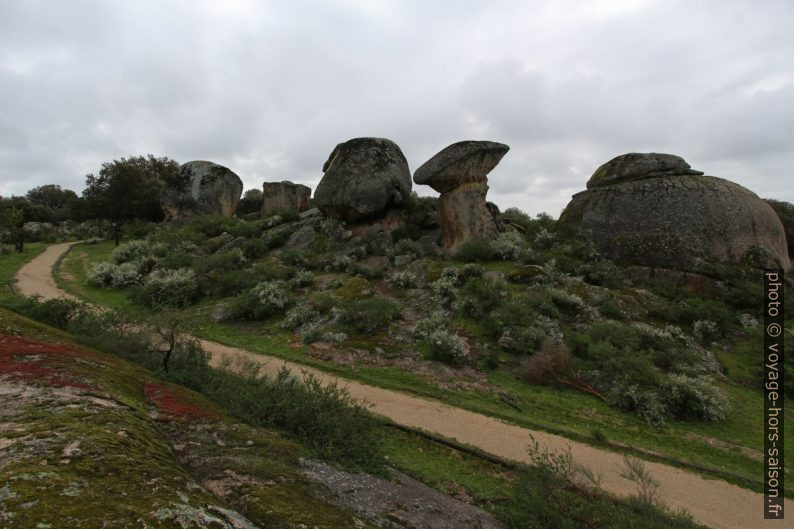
<box><xmin>13</xmin><ymin>242</ymin><xmax>792</xmax><ymax>529</ymax></box>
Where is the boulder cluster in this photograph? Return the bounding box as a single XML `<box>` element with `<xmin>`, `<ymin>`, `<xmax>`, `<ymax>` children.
<box><xmin>557</xmin><ymin>153</ymin><xmax>791</xmax><ymax>271</ymax></box>
<box><xmin>159</xmin><ymin>146</ymin><xmax>790</xmax><ymax>272</ymax></box>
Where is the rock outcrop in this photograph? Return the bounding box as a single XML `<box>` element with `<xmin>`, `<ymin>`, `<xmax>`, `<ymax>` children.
<box><xmin>314</xmin><ymin>138</ymin><xmax>412</xmax><ymax>222</ymax></box>
<box><xmin>413</xmin><ymin>141</ymin><xmax>509</xmax><ymax>251</ymax></box>
<box><xmin>163</xmin><ymin>161</ymin><xmax>244</xmax><ymax>220</ymax></box>
<box><xmin>557</xmin><ymin>153</ymin><xmax>791</xmax><ymax>272</ymax></box>
<box><xmin>262</xmin><ymin>181</ymin><xmax>311</xmax><ymax>217</ymax></box>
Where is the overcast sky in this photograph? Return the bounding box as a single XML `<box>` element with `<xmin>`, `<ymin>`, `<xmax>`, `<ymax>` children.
<box><xmin>1</xmin><ymin>0</ymin><xmax>792</xmax><ymax>216</ymax></box>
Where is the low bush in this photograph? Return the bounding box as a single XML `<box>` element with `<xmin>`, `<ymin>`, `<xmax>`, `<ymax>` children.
<box><xmin>110</xmin><ymin>239</ymin><xmax>153</xmax><ymax>264</ymax></box>
<box><xmin>280</xmin><ymin>304</ymin><xmax>322</xmax><ymax>331</ymax></box>
<box><xmin>132</xmin><ymin>268</ymin><xmax>198</xmax><ymax>308</ymax></box>
<box><xmin>456</xmin><ymin>276</ymin><xmax>504</xmax><ymax>319</ymax></box>
<box><xmin>227</xmin><ymin>280</ymin><xmax>293</xmax><ymax>320</ymax></box>
<box><xmin>491</xmin><ymin>231</ymin><xmax>526</xmax><ymax>260</ymax></box>
<box><xmin>426</xmin><ymin>328</ymin><xmax>466</xmax><ymax>367</ymax></box>
<box><xmin>388</xmin><ymin>270</ymin><xmax>419</xmax><ymax>289</ymax></box>
<box><xmin>339</xmin><ymin>297</ymin><xmax>401</xmax><ymax>334</ymax></box>
<box><xmin>454</xmin><ymin>240</ymin><xmax>496</xmax><ymax>262</ymax></box>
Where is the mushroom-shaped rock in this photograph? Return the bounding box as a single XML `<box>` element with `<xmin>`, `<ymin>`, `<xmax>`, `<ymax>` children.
<box><xmin>179</xmin><ymin>161</ymin><xmax>244</xmax><ymax>218</ymax></box>
<box><xmin>413</xmin><ymin>141</ymin><xmax>509</xmax><ymax>251</ymax></box>
<box><xmin>414</xmin><ymin>141</ymin><xmax>509</xmax><ymax>193</ymax></box>
<box><xmin>262</xmin><ymin>181</ymin><xmax>311</xmax><ymax>218</ymax></box>
<box><xmin>587</xmin><ymin>152</ymin><xmax>703</xmax><ymax>189</ymax></box>
<box><xmin>558</xmin><ymin>153</ymin><xmax>791</xmax><ymax>272</ymax></box>
<box><xmin>314</xmin><ymin>138</ymin><xmax>412</xmax><ymax>222</ymax></box>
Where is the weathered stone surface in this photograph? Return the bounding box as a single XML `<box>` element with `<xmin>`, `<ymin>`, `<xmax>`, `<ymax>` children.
<box><xmin>558</xmin><ymin>153</ymin><xmax>791</xmax><ymax>272</ymax></box>
<box><xmin>163</xmin><ymin>161</ymin><xmax>243</xmax><ymax>220</ymax></box>
<box><xmin>262</xmin><ymin>181</ymin><xmax>311</xmax><ymax>217</ymax></box>
<box><xmin>587</xmin><ymin>152</ymin><xmax>703</xmax><ymax>189</ymax></box>
<box><xmin>414</xmin><ymin>141</ymin><xmax>508</xmax><ymax>250</ymax></box>
<box><xmin>414</xmin><ymin>141</ymin><xmax>509</xmax><ymax>193</ymax></box>
<box><xmin>314</xmin><ymin>138</ymin><xmax>412</xmax><ymax>221</ymax></box>
<box><xmin>437</xmin><ymin>182</ymin><xmax>499</xmax><ymax>251</ymax></box>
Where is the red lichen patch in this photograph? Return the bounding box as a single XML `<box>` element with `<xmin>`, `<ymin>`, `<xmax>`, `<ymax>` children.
<box><xmin>143</xmin><ymin>382</ymin><xmax>223</xmax><ymax>421</ymax></box>
<box><xmin>0</xmin><ymin>334</ymin><xmax>95</xmax><ymax>390</ymax></box>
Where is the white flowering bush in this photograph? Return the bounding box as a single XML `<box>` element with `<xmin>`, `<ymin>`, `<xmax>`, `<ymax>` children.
<box><xmin>290</xmin><ymin>269</ymin><xmax>315</xmax><ymax>288</ymax></box>
<box><xmin>693</xmin><ymin>320</ymin><xmax>719</xmax><ymax>343</ymax></box>
<box><xmin>739</xmin><ymin>313</ymin><xmax>758</xmax><ymax>330</ymax></box>
<box><xmin>253</xmin><ymin>280</ymin><xmax>291</xmax><ymax>311</ymax></box>
<box><xmin>429</xmin><ymin>276</ymin><xmax>458</xmax><ymax>305</ymax></box>
<box><xmin>227</xmin><ymin>279</ymin><xmax>293</xmax><ymax>320</ymax></box>
<box><xmin>87</xmin><ymin>261</ymin><xmax>141</xmax><ymax>288</ymax></box>
<box><xmin>491</xmin><ymin>231</ymin><xmax>525</xmax><ymax>260</ymax></box>
<box><xmin>329</xmin><ymin>254</ymin><xmax>356</xmax><ymax>273</ymax></box>
<box><xmin>498</xmin><ymin>315</ymin><xmax>562</xmax><ymax>355</ymax></box>
<box><xmin>389</xmin><ymin>270</ymin><xmax>419</xmax><ymax>289</ymax></box>
<box><xmin>663</xmin><ymin>374</ymin><xmax>731</xmax><ymax>423</ymax></box>
<box><xmin>426</xmin><ymin>328</ymin><xmax>466</xmax><ymax>367</ymax></box>
<box><xmin>413</xmin><ymin>315</ymin><xmax>447</xmax><ymax>339</ymax></box>
<box><xmin>111</xmin><ymin>239</ymin><xmax>153</xmax><ymax>264</ymax></box>
<box><xmin>545</xmin><ymin>287</ymin><xmax>586</xmax><ymax>312</ymax></box>
<box><xmin>440</xmin><ymin>266</ymin><xmax>460</xmax><ymax>281</ymax></box>
<box><xmin>135</xmin><ymin>268</ymin><xmax>197</xmax><ymax>308</ymax></box>
<box><xmin>109</xmin><ymin>262</ymin><xmax>142</xmax><ymax>287</ymax></box>
<box><xmin>462</xmin><ymin>263</ymin><xmax>484</xmax><ymax>278</ymax></box>
<box><xmin>280</xmin><ymin>304</ymin><xmax>322</xmax><ymax>331</ymax></box>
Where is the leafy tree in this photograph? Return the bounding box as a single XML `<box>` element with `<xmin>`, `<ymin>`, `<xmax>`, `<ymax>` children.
<box><xmin>26</xmin><ymin>184</ymin><xmax>84</xmax><ymax>222</ymax></box>
<box><xmin>82</xmin><ymin>155</ymin><xmax>185</xmax><ymax>245</ymax></box>
<box><xmin>0</xmin><ymin>196</ymin><xmax>32</xmax><ymax>252</ymax></box>
<box><xmin>237</xmin><ymin>188</ymin><xmax>263</xmax><ymax>217</ymax></box>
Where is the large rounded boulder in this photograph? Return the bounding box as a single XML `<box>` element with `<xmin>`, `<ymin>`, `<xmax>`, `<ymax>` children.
<box><xmin>163</xmin><ymin>161</ymin><xmax>244</xmax><ymax>220</ymax></box>
<box><xmin>314</xmin><ymin>138</ymin><xmax>412</xmax><ymax>222</ymax></box>
<box><xmin>557</xmin><ymin>153</ymin><xmax>790</xmax><ymax>272</ymax></box>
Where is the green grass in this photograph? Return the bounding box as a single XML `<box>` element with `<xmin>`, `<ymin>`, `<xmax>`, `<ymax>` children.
<box><xmin>0</xmin><ymin>242</ymin><xmax>46</xmax><ymax>300</ymax></box>
<box><xmin>53</xmin><ymin>240</ymin><xmax>793</xmax><ymax>495</ymax></box>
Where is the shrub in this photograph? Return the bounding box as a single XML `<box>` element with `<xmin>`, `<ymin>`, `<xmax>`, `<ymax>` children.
<box><xmin>390</xmin><ymin>238</ymin><xmax>420</xmax><ymax>258</ymax></box>
<box><xmin>109</xmin><ymin>261</ymin><xmax>142</xmax><ymax>287</ymax></box>
<box><xmin>200</xmin><ymin>268</ymin><xmax>256</xmax><ymax>298</ymax></box>
<box><xmin>252</xmin><ymin>280</ymin><xmax>291</xmax><ymax>312</ymax></box>
<box><xmin>413</xmin><ymin>315</ymin><xmax>447</xmax><ymax>339</ymax></box>
<box><xmin>662</xmin><ymin>374</ymin><xmax>731</xmax><ymax>422</ymax></box>
<box><xmin>226</xmin><ymin>279</ymin><xmax>293</xmax><ymax>320</ymax></box>
<box><xmin>133</xmin><ymin>268</ymin><xmax>198</xmax><ymax>308</ymax></box>
<box><xmin>692</xmin><ymin>320</ymin><xmax>719</xmax><ymax>343</ymax></box>
<box><xmin>523</xmin><ymin>343</ymin><xmax>575</xmax><ymax>384</ymax></box>
<box><xmin>329</xmin><ymin>254</ymin><xmax>356</xmax><ymax>272</ymax></box>
<box><xmin>545</xmin><ymin>286</ymin><xmax>586</xmax><ymax>313</ymax></box>
<box><xmin>388</xmin><ymin>270</ymin><xmax>419</xmax><ymax>289</ymax></box>
<box><xmin>499</xmin><ymin>315</ymin><xmax>561</xmax><ymax>355</ymax></box>
<box><xmin>241</xmin><ymin>237</ymin><xmax>270</xmax><ymax>259</ymax></box>
<box><xmin>454</xmin><ymin>240</ymin><xmax>496</xmax><ymax>262</ymax></box>
<box><xmin>110</xmin><ymin>239</ymin><xmax>153</xmax><ymax>264</ymax></box>
<box><xmin>456</xmin><ymin>276</ymin><xmax>504</xmax><ymax>319</ymax></box>
<box><xmin>608</xmin><ymin>381</ymin><xmax>668</xmax><ymax>427</ymax></box>
<box><xmin>462</xmin><ymin>263</ymin><xmax>484</xmax><ymax>278</ymax></box>
<box><xmin>426</xmin><ymin>328</ymin><xmax>466</xmax><ymax>366</ymax></box>
<box><xmin>491</xmin><ymin>231</ymin><xmax>525</xmax><ymax>260</ymax></box>
<box><xmin>86</xmin><ymin>261</ymin><xmax>117</xmax><ymax>287</ymax></box>
<box><xmin>429</xmin><ymin>275</ymin><xmax>458</xmax><ymax>305</ymax></box>
<box><xmin>280</xmin><ymin>304</ymin><xmax>322</xmax><ymax>331</ymax></box>
<box><xmin>157</xmin><ymin>251</ymin><xmax>195</xmax><ymax>270</ymax></box>
<box><xmin>289</xmin><ymin>269</ymin><xmax>315</xmax><ymax>288</ymax></box>
<box><xmin>339</xmin><ymin>297</ymin><xmax>401</xmax><ymax>334</ymax></box>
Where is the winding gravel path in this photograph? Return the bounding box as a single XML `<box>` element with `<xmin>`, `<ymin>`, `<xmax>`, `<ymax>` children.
<box><xmin>13</xmin><ymin>241</ymin><xmax>792</xmax><ymax>529</ymax></box>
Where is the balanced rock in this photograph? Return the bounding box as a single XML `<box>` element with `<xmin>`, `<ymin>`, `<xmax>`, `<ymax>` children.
<box><xmin>163</xmin><ymin>161</ymin><xmax>244</xmax><ymax>220</ymax></box>
<box><xmin>262</xmin><ymin>181</ymin><xmax>311</xmax><ymax>218</ymax></box>
<box><xmin>414</xmin><ymin>141</ymin><xmax>509</xmax><ymax>250</ymax></box>
<box><xmin>314</xmin><ymin>138</ymin><xmax>412</xmax><ymax>222</ymax></box>
<box><xmin>557</xmin><ymin>153</ymin><xmax>790</xmax><ymax>272</ymax></box>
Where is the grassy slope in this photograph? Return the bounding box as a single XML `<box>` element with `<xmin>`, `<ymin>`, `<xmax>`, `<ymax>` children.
<box><xmin>0</xmin><ymin>242</ymin><xmax>46</xmax><ymax>301</ymax></box>
<box><xmin>0</xmin><ymin>308</ymin><xmax>365</xmax><ymax>528</ymax></box>
<box><xmin>56</xmin><ymin>240</ymin><xmax>792</xmax><ymax>494</ymax></box>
